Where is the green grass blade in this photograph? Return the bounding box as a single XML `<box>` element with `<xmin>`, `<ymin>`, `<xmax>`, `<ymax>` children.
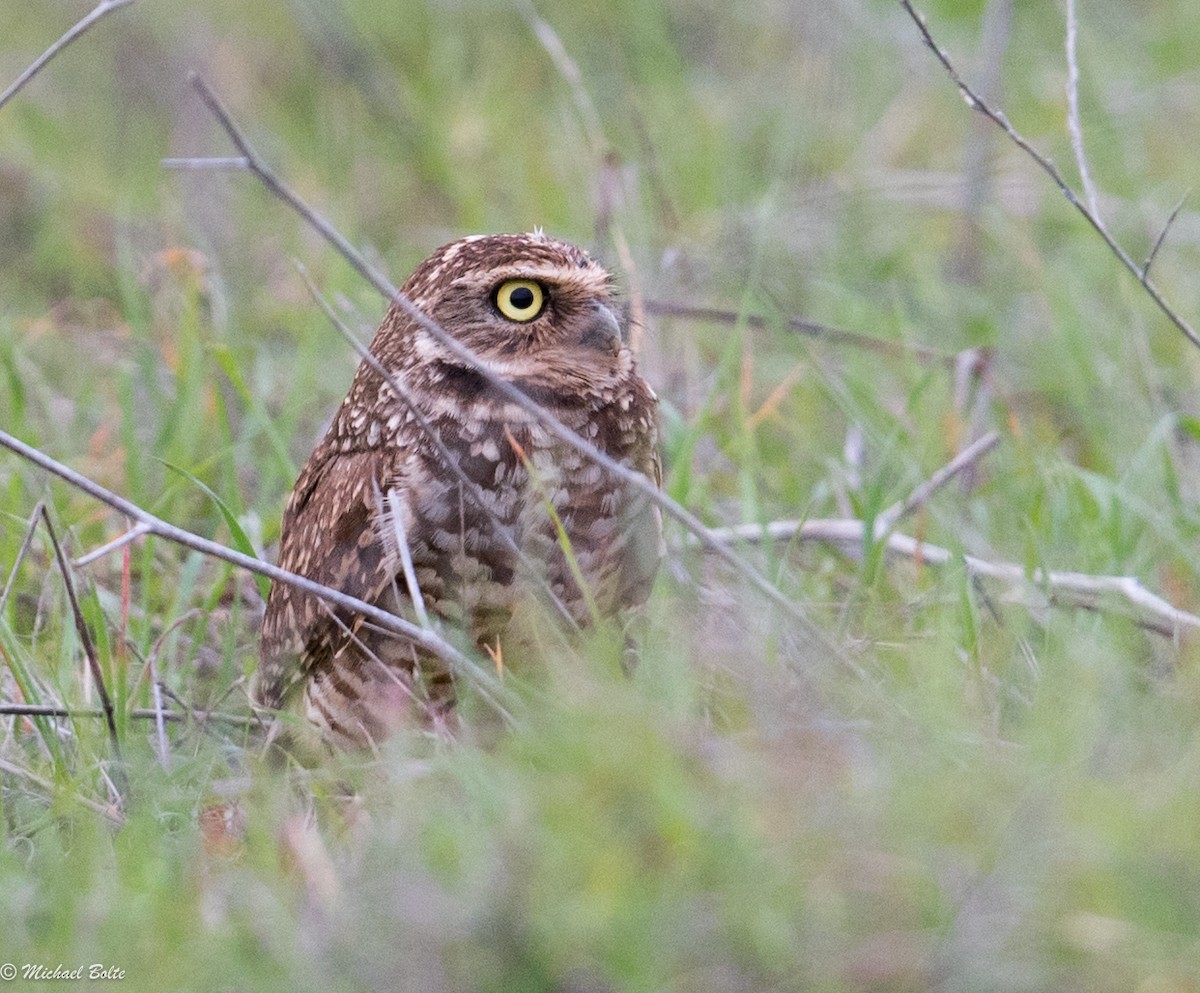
<box><xmin>158</xmin><ymin>460</ymin><xmax>271</xmax><ymax>601</ymax></box>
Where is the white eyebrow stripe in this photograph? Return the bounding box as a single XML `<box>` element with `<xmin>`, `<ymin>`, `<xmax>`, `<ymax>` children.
<box><xmin>452</xmin><ymin>265</ymin><xmax>610</xmax><ymax>293</ymax></box>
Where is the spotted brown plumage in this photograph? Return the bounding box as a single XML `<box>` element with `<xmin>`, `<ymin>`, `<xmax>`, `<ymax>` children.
<box><xmin>256</xmin><ymin>232</ymin><xmax>662</xmax><ymax>749</ymax></box>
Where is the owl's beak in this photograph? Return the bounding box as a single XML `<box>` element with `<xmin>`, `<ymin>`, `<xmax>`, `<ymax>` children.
<box><xmin>578</xmin><ymin>302</ymin><xmax>623</xmax><ymax>354</ymax></box>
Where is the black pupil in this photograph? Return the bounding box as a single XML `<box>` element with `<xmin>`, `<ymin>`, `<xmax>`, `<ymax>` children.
<box><xmin>509</xmin><ymin>286</ymin><xmax>535</xmax><ymax>311</ymax></box>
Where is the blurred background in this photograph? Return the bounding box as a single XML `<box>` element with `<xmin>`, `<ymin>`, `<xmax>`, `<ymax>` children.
<box><xmin>3</xmin><ymin>0</ymin><xmax>1200</xmax><ymax>990</ymax></box>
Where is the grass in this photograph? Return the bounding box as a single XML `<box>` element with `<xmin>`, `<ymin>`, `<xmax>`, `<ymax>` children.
<box><xmin>3</xmin><ymin>0</ymin><xmax>1200</xmax><ymax>989</ymax></box>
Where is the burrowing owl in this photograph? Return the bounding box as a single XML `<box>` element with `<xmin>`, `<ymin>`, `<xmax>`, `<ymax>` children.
<box><xmin>256</xmin><ymin>232</ymin><xmax>661</xmax><ymax>749</ymax></box>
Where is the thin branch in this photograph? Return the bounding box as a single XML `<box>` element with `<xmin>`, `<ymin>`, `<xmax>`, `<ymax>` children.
<box><xmin>876</xmin><ymin>431</ymin><xmax>1000</xmax><ymax>532</ymax></box>
<box><xmin>38</xmin><ymin>507</ymin><xmax>122</xmax><ymax>762</ymax></box>
<box><xmin>160</xmin><ymin>156</ymin><xmax>250</xmax><ymax>170</ymax></box>
<box><xmin>322</xmin><ymin>602</ymin><xmax>428</xmax><ymax>722</ymax></box>
<box><xmin>0</xmin><ymin>429</ymin><xmax>512</xmax><ymax>721</ymax></box>
<box><xmin>157</xmin><ymin>679</ymin><xmax>260</xmax><ymax>731</ymax></box>
<box><xmin>1143</xmin><ymin>192</ymin><xmax>1188</xmax><ymax>283</ymax></box>
<box><xmin>72</xmin><ymin>522</ymin><xmax>150</xmax><ymax>568</ymax></box>
<box><xmin>149</xmin><ymin>669</ymin><xmax>169</xmax><ymax>770</ymax></box>
<box><xmin>899</xmin><ymin>0</ymin><xmax>1200</xmax><ymax>351</ymax></box>
<box><xmin>186</xmin><ymin>75</ymin><xmax>379</xmax><ymax>301</ymax></box>
<box><xmin>643</xmin><ymin>299</ymin><xmax>957</xmax><ymax>367</ymax></box>
<box><xmin>0</xmin><ymin>703</ymin><xmax>255</xmax><ymax>726</ymax></box>
<box><xmin>135</xmin><ymin>608</ymin><xmax>203</xmax><ymax>701</ymax></box>
<box><xmin>383</xmin><ymin>487</ymin><xmax>429</xmax><ymax>629</ymax></box>
<box><xmin>183</xmin><ymin>75</ymin><xmax>843</xmax><ymax>662</ymax></box>
<box><xmin>1</xmin><ymin>501</ymin><xmax>44</xmax><ymax>616</ymax></box>
<box><xmin>699</xmin><ymin>516</ymin><xmax>1200</xmax><ymax>638</ymax></box>
<box><xmin>0</xmin><ymin>0</ymin><xmax>136</xmax><ymax>113</ymax></box>
<box><xmin>1064</xmin><ymin>0</ymin><xmax>1101</xmax><ymax>222</ymax></box>
<box><xmin>370</xmin><ymin>471</ymin><xmax>430</xmax><ymax>635</ymax></box>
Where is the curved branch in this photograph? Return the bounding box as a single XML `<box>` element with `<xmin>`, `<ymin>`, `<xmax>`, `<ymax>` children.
<box><xmin>0</xmin><ymin>0</ymin><xmax>136</xmax><ymax>113</ymax></box>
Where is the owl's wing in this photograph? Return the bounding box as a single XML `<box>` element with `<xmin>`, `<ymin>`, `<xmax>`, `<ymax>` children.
<box><xmin>256</xmin><ymin>443</ymin><xmax>399</xmax><ymax>710</ymax></box>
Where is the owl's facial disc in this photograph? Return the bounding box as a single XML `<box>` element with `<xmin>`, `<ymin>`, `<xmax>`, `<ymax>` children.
<box><xmin>400</xmin><ymin>235</ymin><xmax>626</xmax><ymax>376</ymax></box>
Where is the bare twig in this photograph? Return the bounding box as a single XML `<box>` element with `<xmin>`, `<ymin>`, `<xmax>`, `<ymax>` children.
<box><xmin>0</xmin><ymin>703</ymin><xmax>254</xmax><ymax>726</ymax></box>
<box><xmin>644</xmin><ymin>299</ymin><xmax>957</xmax><ymax>367</ymax></box>
<box><xmin>0</xmin><ymin>0</ymin><xmax>136</xmax><ymax>113</ymax></box>
<box><xmin>0</xmin><ymin>501</ymin><xmax>44</xmax><ymax>616</ymax></box>
<box><xmin>321</xmin><ymin>603</ymin><xmax>429</xmax><ymax>726</ymax></box>
<box><xmin>698</xmin><ymin>516</ymin><xmax>1200</xmax><ymax>638</ymax></box>
<box><xmin>182</xmin><ymin>75</ymin><xmax>843</xmax><ymax>661</ymax></box>
<box><xmin>72</xmin><ymin>522</ymin><xmax>150</xmax><ymax>568</ymax></box>
<box><xmin>1064</xmin><ymin>0</ymin><xmax>1101</xmax><ymax>223</ymax></box>
<box><xmin>0</xmin><ymin>429</ymin><xmax>512</xmax><ymax>720</ymax></box>
<box><xmin>1143</xmin><ymin>192</ymin><xmax>1188</xmax><ymax>283</ymax></box>
<box><xmin>383</xmin><ymin>487</ymin><xmax>429</xmax><ymax>629</ymax></box>
<box><xmin>900</xmin><ymin>0</ymin><xmax>1200</xmax><ymax>351</ymax></box>
<box><xmin>186</xmin><ymin>75</ymin><xmax>378</xmax><ymax>301</ymax></box>
<box><xmin>38</xmin><ymin>507</ymin><xmax>122</xmax><ymax>762</ymax></box>
<box><xmin>149</xmin><ymin>667</ymin><xmax>169</xmax><ymax>770</ymax></box>
<box><xmin>368</xmin><ymin>474</ymin><xmax>431</xmax><ymax>633</ymax></box>
<box><xmin>132</xmin><ymin>608</ymin><xmax>203</xmax><ymax>702</ymax></box>
<box><xmin>161</xmin><ymin>156</ymin><xmax>250</xmax><ymax>170</ymax></box>
<box><xmin>876</xmin><ymin>431</ymin><xmax>1000</xmax><ymax>532</ymax></box>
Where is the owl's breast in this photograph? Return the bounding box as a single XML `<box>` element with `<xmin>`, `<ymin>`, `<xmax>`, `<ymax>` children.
<box><xmin>393</xmin><ymin>388</ymin><xmax>659</xmax><ymax>633</ymax></box>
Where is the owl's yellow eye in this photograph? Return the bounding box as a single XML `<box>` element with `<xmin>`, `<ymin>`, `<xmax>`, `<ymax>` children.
<box><xmin>494</xmin><ymin>280</ymin><xmax>546</xmax><ymax>322</ymax></box>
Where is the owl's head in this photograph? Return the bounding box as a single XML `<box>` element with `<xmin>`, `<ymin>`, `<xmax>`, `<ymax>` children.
<box><xmin>374</xmin><ymin>232</ymin><xmax>632</xmax><ymax>388</ymax></box>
